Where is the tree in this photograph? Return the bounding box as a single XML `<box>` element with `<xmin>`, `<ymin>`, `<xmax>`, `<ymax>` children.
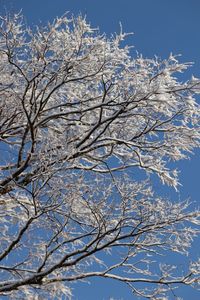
<box><xmin>0</xmin><ymin>12</ymin><xmax>200</xmax><ymax>299</ymax></box>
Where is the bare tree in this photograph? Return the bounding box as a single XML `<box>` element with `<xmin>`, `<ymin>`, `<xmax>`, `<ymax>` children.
<box><xmin>0</xmin><ymin>12</ymin><xmax>200</xmax><ymax>299</ymax></box>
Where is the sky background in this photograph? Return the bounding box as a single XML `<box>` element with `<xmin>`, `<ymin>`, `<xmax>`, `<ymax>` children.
<box><xmin>0</xmin><ymin>1</ymin><xmax>200</xmax><ymax>299</ymax></box>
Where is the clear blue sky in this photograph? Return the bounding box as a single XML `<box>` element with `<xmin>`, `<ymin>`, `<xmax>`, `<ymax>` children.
<box><xmin>0</xmin><ymin>1</ymin><xmax>200</xmax><ymax>299</ymax></box>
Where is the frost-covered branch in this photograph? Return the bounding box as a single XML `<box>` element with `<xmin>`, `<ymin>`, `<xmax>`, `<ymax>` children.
<box><xmin>0</xmin><ymin>12</ymin><xmax>200</xmax><ymax>299</ymax></box>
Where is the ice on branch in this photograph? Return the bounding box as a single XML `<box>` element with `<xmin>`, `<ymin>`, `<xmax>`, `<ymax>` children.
<box><xmin>0</xmin><ymin>12</ymin><xmax>200</xmax><ymax>300</ymax></box>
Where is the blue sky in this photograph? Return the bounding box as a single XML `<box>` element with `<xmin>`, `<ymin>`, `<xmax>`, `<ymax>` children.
<box><xmin>0</xmin><ymin>1</ymin><xmax>200</xmax><ymax>299</ymax></box>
